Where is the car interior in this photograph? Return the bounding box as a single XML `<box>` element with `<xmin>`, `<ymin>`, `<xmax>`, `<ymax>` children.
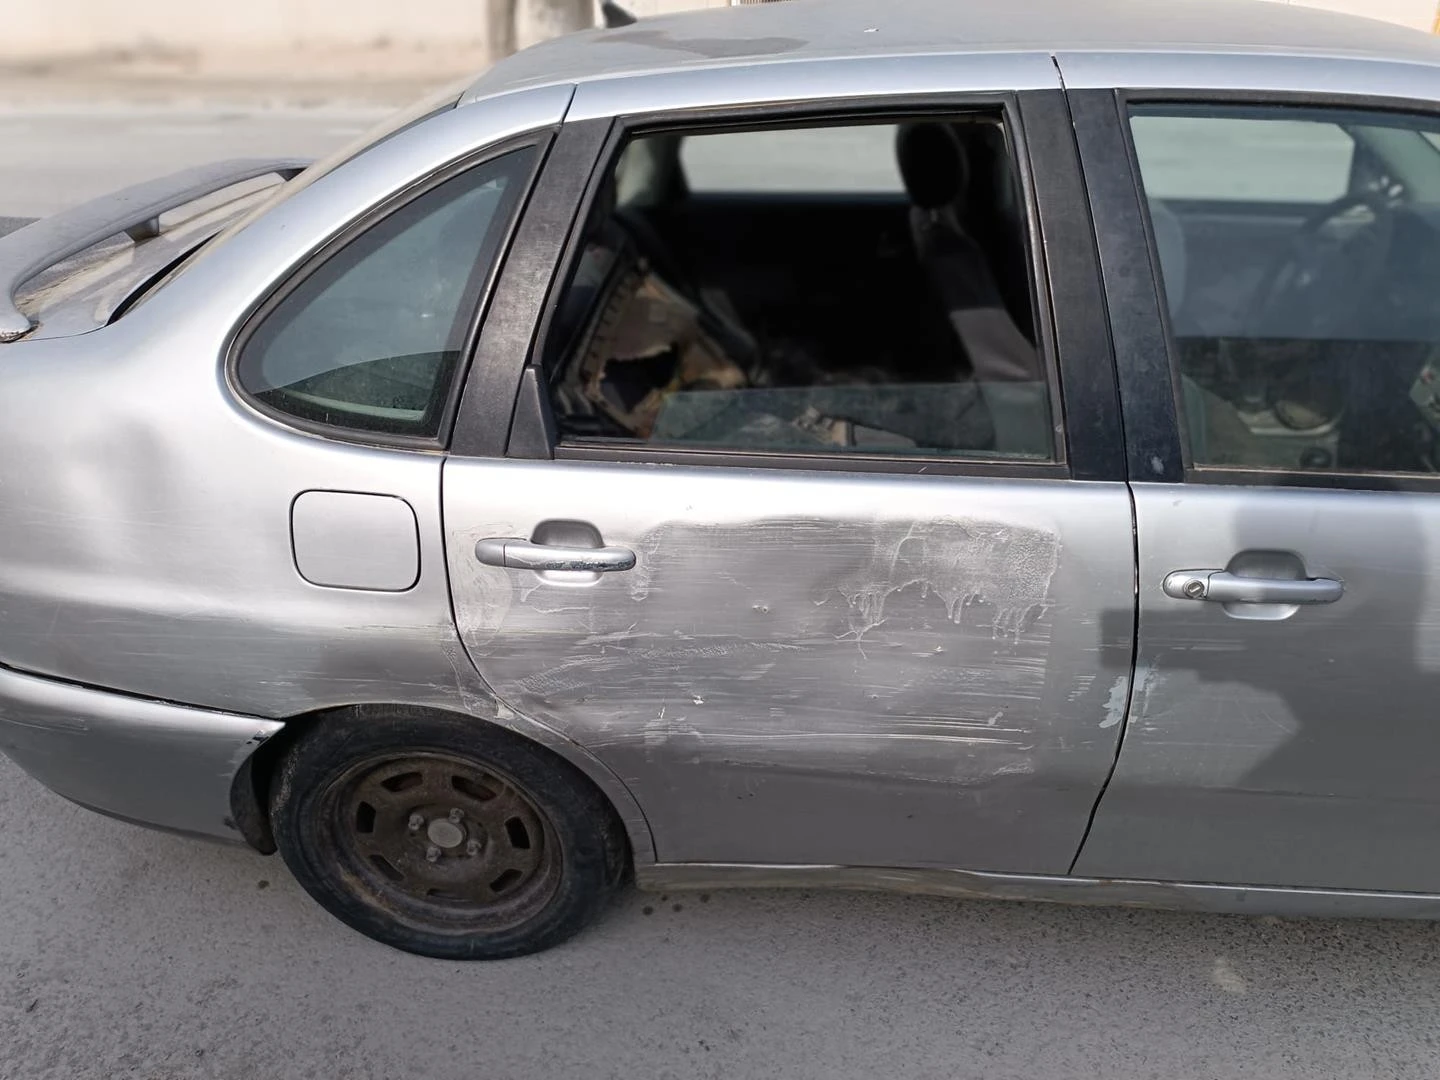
<box><xmin>542</xmin><ymin>113</ymin><xmax>1055</xmax><ymax>460</ymax></box>
<box><xmin>541</xmin><ymin>105</ymin><xmax>1440</xmax><ymax>476</ymax></box>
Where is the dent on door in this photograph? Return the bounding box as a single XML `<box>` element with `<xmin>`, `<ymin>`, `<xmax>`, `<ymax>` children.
<box><xmin>444</xmin><ymin>458</ymin><xmax>1135</xmax><ymax>873</ymax></box>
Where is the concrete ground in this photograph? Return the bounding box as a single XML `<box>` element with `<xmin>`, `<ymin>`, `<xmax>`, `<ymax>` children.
<box><xmin>6</xmin><ymin>749</ymin><xmax>1440</xmax><ymax>1080</ymax></box>
<box><xmin>5</xmin><ymin>101</ymin><xmax>1440</xmax><ymax>1080</ymax></box>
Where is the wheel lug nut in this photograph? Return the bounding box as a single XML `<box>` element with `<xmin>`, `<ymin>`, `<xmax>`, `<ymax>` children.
<box><xmin>448</xmin><ymin>807</ymin><xmax>464</xmax><ymax>824</ymax></box>
<box><xmin>425</xmin><ymin>844</ymin><xmax>442</xmax><ymax>863</ymax></box>
<box><xmin>465</xmin><ymin>839</ymin><xmax>481</xmax><ymax>856</ymax></box>
<box><xmin>407</xmin><ymin>813</ymin><xmax>424</xmax><ymax>832</ymax></box>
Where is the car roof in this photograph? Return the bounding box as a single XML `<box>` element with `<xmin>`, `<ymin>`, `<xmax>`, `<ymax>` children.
<box><xmin>465</xmin><ymin>0</ymin><xmax>1440</xmax><ymax>102</ymax></box>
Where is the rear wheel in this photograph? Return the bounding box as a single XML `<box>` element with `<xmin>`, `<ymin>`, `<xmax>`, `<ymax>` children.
<box><xmin>270</xmin><ymin>710</ymin><xmax>628</xmax><ymax>959</ymax></box>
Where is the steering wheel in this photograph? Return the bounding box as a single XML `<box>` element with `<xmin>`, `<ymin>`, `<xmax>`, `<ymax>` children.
<box><xmin>1245</xmin><ymin>190</ymin><xmax>1398</xmax><ymax>340</ymax></box>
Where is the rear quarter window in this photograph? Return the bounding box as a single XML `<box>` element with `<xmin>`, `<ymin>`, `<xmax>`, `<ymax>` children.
<box><xmin>234</xmin><ymin>146</ymin><xmax>537</xmax><ymax>440</ymax></box>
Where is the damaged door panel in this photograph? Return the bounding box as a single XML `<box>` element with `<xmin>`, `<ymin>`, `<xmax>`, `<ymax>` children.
<box><xmin>444</xmin><ymin>457</ymin><xmax>1135</xmax><ymax>872</ymax></box>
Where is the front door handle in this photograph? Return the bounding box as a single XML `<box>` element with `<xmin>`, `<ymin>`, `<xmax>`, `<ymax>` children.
<box><xmin>1163</xmin><ymin>570</ymin><xmax>1344</xmax><ymax>605</ymax></box>
<box><xmin>476</xmin><ymin>537</ymin><xmax>636</xmax><ymax>573</ymax></box>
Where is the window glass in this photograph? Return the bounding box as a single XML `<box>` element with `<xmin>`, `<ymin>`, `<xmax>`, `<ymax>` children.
<box><xmin>237</xmin><ymin>146</ymin><xmax>535</xmax><ymax>437</ymax></box>
<box><xmin>1132</xmin><ymin>105</ymin><xmax>1440</xmax><ymax>475</ymax></box>
<box><xmin>547</xmin><ymin>117</ymin><xmax>1054</xmax><ymax>462</ymax></box>
<box><xmin>679</xmin><ymin>125</ymin><xmax>906</xmax><ymax>195</ymax></box>
<box><xmin>1131</xmin><ymin>112</ymin><xmax>1354</xmax><ymax>202</ymax></box>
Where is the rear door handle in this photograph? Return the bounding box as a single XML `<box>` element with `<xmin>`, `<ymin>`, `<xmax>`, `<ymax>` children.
<box><xmin>1163</xmin><ymin>570</ymin><xmax>1343</xmax><ymax>605</ymax></box>
<box><xmin>475</xmin><ymin>537</ymin><xmax>636</xmax><ymax>573</ymax></box>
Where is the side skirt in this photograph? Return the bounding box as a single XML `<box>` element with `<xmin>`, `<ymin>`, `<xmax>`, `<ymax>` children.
<box><xmin>636</xmin><ymin>863</ymin><xmax>1440</xmax><ymax>920</ymax></box>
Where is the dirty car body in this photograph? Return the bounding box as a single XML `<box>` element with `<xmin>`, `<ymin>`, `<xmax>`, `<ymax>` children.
<box><xmin>7</xmin><ymin>0</ymin><xmax>1440</xmax><ymax>953</ymax></box>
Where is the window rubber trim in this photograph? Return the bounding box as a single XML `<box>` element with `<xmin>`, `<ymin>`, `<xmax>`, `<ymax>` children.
<box><xmin>1019</xmin><ymin>88</ymin><xmax>1125</xmax><ymax>482</ymax></box>
<box><xmin>1069</xmin><ymin>87</ymin><xmax>1186</xmax><ymax>485</ymax></box>
<box><xmin>450</xmin><ymin>117</ymin><xmax>615</xmax><ymax>458</ymax></box>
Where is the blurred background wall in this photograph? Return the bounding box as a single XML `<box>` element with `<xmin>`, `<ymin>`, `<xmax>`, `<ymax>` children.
<box><xmin>0</xmin><ymin>0</ymin><xmax>1433</xmax><ymax>64</ymax></box>
<box><xmin>1276</xmin><ymin>0</ymin><xmax>1435</xmax><ymax>29</ymax></box>
<box><xmin>0</xmin><ymin>0</ymin><xmax>726</xmax><ymax>60</ymax></box>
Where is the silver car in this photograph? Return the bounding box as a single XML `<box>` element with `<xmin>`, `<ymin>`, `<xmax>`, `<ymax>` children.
<box><xmin>5</xmin><ymin>0</ymin><xmax>1440</xmax><ymax>959</ymax></box>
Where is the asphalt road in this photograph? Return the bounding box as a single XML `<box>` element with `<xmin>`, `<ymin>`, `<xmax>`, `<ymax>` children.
<box><xmin>5</xmin><ymin>105</ymin><xmax>1440</xmax><ymax>1080</ymax></box>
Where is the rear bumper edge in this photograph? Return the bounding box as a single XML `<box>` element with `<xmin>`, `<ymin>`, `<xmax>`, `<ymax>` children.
<box><xmin>0</xmin><ymin>665</ymin><xmax>284</xmax><ymax>842</ymax></box>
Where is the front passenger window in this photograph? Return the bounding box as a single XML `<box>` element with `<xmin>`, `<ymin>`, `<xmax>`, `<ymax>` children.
<box><xmin>1132</xmin><ymin>105</ymin><xmax>1440</xmax><ymax>475</ymax></box>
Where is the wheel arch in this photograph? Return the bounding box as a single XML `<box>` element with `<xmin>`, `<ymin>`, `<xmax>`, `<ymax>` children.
<box><xmin>229</xmin><ymin>700</ymin><xmax>656</xmax><ymax>866</ymax></box>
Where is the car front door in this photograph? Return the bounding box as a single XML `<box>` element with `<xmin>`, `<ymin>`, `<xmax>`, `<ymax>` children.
<box><xmin>443</xmin><ymin>82</ymin><xmax>1138</xmax><ymax>874</ymax></box>
<box><xmin>1071</xmin><ymin>88</ymin><xmax>1440</xmax><ymax>893</ymax></box>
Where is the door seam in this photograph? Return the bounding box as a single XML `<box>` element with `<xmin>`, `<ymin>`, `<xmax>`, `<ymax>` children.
<box><xmin>1068</xmin><ymin>480</ymin><xmax>1139</xmax><ymax>874</ymax></box>
<box><xmin>1052</xmin><ymin>54</ymin><xmax>1140</xmax><ymax>874</ymax></box>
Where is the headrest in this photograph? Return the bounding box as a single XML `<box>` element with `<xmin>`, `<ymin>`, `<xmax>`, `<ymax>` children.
<box><xmin>896</xmin><ymin>122</ymin><xmax>970</xmax><ymax>211</ymax></box>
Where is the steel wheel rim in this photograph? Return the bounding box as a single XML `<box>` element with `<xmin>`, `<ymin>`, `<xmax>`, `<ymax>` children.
<box><xmin>322</xmin><ymin>751</ymin><xmax>562</xmax><ymax>934</ymax></box>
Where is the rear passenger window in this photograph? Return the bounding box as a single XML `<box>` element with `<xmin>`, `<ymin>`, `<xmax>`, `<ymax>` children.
<box><xmin>236</xmin><ymin>146</ymin><xmax>536</xmax><ymax>438</ymax></box>
<box><xmin>1132</xmin><ymin>105</ymin><xmax>1440</xmax><ymax>475</ymax></box>
<box><xmin>546</xmin><ymin>115</ymin><xmax>1055</xmax><ymax>462</ymax></box>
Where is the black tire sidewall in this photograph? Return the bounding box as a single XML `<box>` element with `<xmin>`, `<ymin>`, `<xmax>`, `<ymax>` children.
<box><xmin>270</xmin><ymin>711</ymin><xmax>627</xmax><ymax>960</ymax></box>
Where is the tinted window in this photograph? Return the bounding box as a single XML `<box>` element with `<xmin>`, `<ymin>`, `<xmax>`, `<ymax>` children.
<box><xmin>1132</xmin><ymin>105</ymin><xmax>1440</xmax><ymax>475</ymax></box>
<box><xmin>548</xmin><ymin>116</ymin><xmax>1054</xmax><ymax>463</ymax></box>
<box><xmin>1131</xmin><ymin>113</ymin><xmax>1355</xmax><ymax>202</ymax></box>
<box><xmin>237</xmin><ymin>146</ymin><xmax>535</xmax><ymax>438</ymax></box>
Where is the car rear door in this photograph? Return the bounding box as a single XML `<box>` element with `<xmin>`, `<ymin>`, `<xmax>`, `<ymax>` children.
<box><xmin>443</xmin><ymin>69</ymin><xmax>1138</xmax><ymax>874</ymax></box>
<box><xmin>1068</xmin><ymin>77</ymin><xmax>1440</xmax><ymax>893</ymax></box>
